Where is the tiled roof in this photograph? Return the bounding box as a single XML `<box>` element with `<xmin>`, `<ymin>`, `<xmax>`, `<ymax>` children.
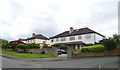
<box><xmin>50</xmin><ymin>27</ymin><xmax>105</xmax><ymax>38</ymax></box>
<box><xmin>27</xmin><ymin>34</ymin><xmax>49</xmax><ymax>40</ymax></box>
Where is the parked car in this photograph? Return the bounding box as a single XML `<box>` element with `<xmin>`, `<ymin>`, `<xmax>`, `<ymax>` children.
<box><xmin>58</xmin><ymin>49</ymin><xmax>67</xmax><ymax>55</ymax></box>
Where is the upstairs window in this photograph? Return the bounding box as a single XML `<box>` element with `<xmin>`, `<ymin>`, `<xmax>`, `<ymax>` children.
<box><xmin>85</xmin><ymin>34</ymin><xmax>91</xmax><ymax>39</ymax></box>
<box><xmin>56</xmin><ymin>38</ymin><xmax>59</xmax><ymax>42</ymax></box>
<box><xmin>78</xmin><ymin>35</ymin><xmax>82</xmax><ymax>39</ymax></box>
<box><xmin>61</xmin><ymin>37</ymin><xmax>66</xmax><ymax>41</ymax></box>
<box><xmin>69</xmin><ymin>36</ymin><xmax>75</xmax><ymax>40</ymax></box>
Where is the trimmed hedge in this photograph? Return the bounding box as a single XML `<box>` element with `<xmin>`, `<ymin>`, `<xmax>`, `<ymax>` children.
<box><xmin>81</xmin><ymin>44</ymin><xmax>105</xmax><ymax>52</ymax></box>
<box><xmin>28</xmin><ymin>44</ymin><xmax>41</xmax><ymax>49</ymax></box>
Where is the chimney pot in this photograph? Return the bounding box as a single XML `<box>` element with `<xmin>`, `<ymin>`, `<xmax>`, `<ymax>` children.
<box><xmin>69</xmin><ymin>27</ymin><xmax>74</xmax><ymax>33</ymax></box>
<box><xmin>32</xmin><ymin>33</ymin><xmax>35</xmax><ymax>37</ymax></box>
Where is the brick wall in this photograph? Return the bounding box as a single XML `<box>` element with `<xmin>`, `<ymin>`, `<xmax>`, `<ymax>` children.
<box><xmin>72</xmin><ymin>49</ymin><xmax>120</xmax><ymax>58</ymax></box>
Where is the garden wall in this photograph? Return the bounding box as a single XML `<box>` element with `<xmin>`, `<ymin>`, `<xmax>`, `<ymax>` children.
<box><xmin>29</xmin><ymin>48</ymin><xmax>56</xmax><ymax>56</ymax></box>
<box><xmin>3</xmin><ymin>48</ymin><xmax>57</xmax><ymax>56</ymax></box>
<box><xmin>72</xmin><ymin>49</ymin><xmax>120</xmax><ymax>58</ymax></box>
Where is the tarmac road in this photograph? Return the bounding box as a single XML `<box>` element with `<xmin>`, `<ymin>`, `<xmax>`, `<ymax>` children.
<box><xmin>2</xmin><ymin>56</ymin><xmax>119</xmax><ymax>68</ymax></box>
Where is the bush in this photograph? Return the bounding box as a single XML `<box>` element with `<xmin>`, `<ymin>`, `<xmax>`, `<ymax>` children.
<box><xmin>100</xmin><ymin>38</ymin><xmax>117</xmax><ymax>50</ymax></box>
<box><xmin>17</xmin><ymin>44</ymin><xmax>29</xmax><ymax>53</ymax></box>
<box><xmin>2</xmin><ymin>43</ymin><xmax>9</xmax><ymax>49</ymax></box>
<box><xmin>72</xmin><ymin>49</ymin><xmax>81</xmax><ymax>53</ymax></box>
<box><xmin>59</xmin><ymin>44</ymin><xmax>67</xmax><ymax>50</ymax></box>
<box><xmin>81</xmin><ymin>44</ymin><xmax>105</xmax><ymax>52</ymax></box>
<box><xmin>40</xmin><ymin>51</ymin><xmax>45</xmax><ymax>54</ymax></box>
<box><xmin>47</xmin><ymin>46</ymin><xmax>54</xmax><ymax>49</ymax></box>
<box><xmin>28</xmin><ymin>44</ymin><xmax>41</xmax><ymax>49</ymax></box>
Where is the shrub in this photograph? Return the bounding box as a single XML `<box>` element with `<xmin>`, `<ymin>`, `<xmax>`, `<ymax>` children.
<box><xmin>81</xmin><ymin>44</ymin><xmax>105</xmax><ymax>52</ymax></box>
<box><xmin>17</xmin><ymin>44</ymin><xmax>29</xmax><ymax>53</ymax></box>
<box><xmin>100</xmin><ymin>38</ymin><xmax>117</xmax><ymax>50</ymax></box>
<box><xmin>28</xmin><ymin>44</ymin><xmax>41</xmax><ymax>49</ymax></box>
<box><xmin>72</xmin><ymin>49</ymin><xmax>81</xmax><ymax>53</ymax></box>
<box><xmin>2</xmin><ymin>43</ymin><xmax>9</xmax><ymax>49</ymax></box>
<box><xmin>40</xmin><ymin>51</ymin><xmax>45</xmax><ymax>54</ymax></box>
<box><xmin>59</xmin><ymin>44</ymin><xmax>67</xmax><ymax>50</ymax></box>
<box><xmin>47</xmin><ymin>46</ymin><xmax>54</xmax><ymax>49</ymax></box>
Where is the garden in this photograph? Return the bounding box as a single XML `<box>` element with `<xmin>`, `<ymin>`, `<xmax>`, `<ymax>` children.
<box><xmin>1</xmin><ymin>39</ymin><xmax>56</xmax><ymax>58</ymax></box>
<box><xmin>72</xmin><ymin>34</ymin><xmax>120</xmax><ymax>56</ymax></box>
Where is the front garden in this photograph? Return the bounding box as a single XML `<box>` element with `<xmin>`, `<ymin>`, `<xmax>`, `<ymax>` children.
<box><xmin>72</xmin><ymin>34</ymin><xmax>120</xmax><ymax>57</ymax></box>
<box><xmin>1</xmin><ymin>50</ymin><xmax>56</xmax><ymax>58</ymax></box>
<box><xmin>1</xmin><ymin>39</ymin><xmax>56</xmax><ymax>58</ymax></box>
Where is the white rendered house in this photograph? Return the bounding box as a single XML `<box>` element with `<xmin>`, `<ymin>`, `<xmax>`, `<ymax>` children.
<box><xmin>50</xmin><ymin>27</ymin><xmax>105</xmax><ymax>49</ymax></box>
<box><xmin>25</xmin><ymin>33</ymin><xmax>50</xmax><ymax>47</ymax></box>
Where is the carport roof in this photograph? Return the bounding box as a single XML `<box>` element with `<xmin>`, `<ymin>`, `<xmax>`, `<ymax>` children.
<box><xmin>52</xmin><ymin>41</ymin><xmax>85</xmax><ymax>46</ymax></box>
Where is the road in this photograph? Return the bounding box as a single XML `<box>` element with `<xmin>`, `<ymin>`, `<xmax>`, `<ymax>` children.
<box><xmin>2</xmin><ymin>56</ymin><xmax>119</xmax><ymax>68</ymax></box>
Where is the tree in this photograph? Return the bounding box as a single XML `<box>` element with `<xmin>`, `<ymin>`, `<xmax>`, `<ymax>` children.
<box><xmin>0</xmin><ymin>39</ymin><xmax>8</xmax><ymax>43</ymax></box>
<box><xmin>113</xmin><ymin>34</ymin><xmax>120</xmax><ymax>47</ymax></box>
<box><xmin>17</xmin><ymin>44</ymin><xmax>29</xmax><ymax>53</ymax></box>
<box><xmin>0</xmin><ymin>39</ymin><xmax>9</xmax><ymax>49</ymax></box>
<box><xmin>100</xmin><ymin>38</ymin><xmax>117</xmax><ymax>50</ymax></box>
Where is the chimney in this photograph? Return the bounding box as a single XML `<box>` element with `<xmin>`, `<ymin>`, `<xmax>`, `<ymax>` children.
<box><xmin>32</xmin><ymin>33</ymin><xmax>35</xmax><ymax>37</ymax></box>
<box><xmin>69</xmin><ymin>27</ymin><xmax>74</xmax><ymax>33</ymax></box>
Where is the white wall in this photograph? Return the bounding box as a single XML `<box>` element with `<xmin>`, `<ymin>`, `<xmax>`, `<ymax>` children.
<box><xmin>95</xmin><ymin>34</ymin><xmax>104</xmax><ymax>43</ymax></box>
<box><xmin>50</xmin><ymin>33</ymin><xmax>104</xmax><ymax>45</ymax></box>
<box><xmin>50</xmin><ymin>33</ymin><xmax>94</xmax><ymax>45</ymax></box>
<box><xmin>25</xmin><ymin>39</ymin><xmax>50</xmax><ymax>46</ymax></box>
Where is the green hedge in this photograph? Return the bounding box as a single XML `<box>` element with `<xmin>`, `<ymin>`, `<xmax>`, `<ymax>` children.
<box><xmin>28</xmin><ymin>44</ymin><xmax>41</xmax><ymax>49</ymax></box>
<box><xmin>81</xmin><ymin>44</ymin><xmax>106</xmax><ymax>52</ymax></box>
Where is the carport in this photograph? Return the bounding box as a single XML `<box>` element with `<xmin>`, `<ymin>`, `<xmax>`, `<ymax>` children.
<box><xmin>52</xmin><ymin>41</ymin><xmax>85</xmax><ymax>58</ymax></box>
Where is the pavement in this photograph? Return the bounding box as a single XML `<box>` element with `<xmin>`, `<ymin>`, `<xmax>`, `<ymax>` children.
<box><xmin>99</xmin><ymin>62</ymin><xmax>119</xmax><ymax>68</ymax></box>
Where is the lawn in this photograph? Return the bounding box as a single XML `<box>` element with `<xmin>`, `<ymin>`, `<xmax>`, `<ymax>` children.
<box><xmin>1</xmin><ymin>50</ymin><xmax>56</xmax><ymax>58</ymax></box>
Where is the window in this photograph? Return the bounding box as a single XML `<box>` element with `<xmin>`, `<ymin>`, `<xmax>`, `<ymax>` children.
<box><xmin>69</xmin><ymin>36</ymin><xmax>75</xmax><ymax>40</ymax></box>
<box><xmin>85</xmin><ymin>34</ymin><xmax>91</xmax><ymax>39</ymax></box>
<box><xmin>61</xmin><ymin>37</ymin><xmax>66</xmax><ymax>41</ymax></box>
<box><xmin>56</xmin><ymin>38</ymin><xmax>59</xmax><ymax>42</ymax></box>
<box><xmin>43</xmin><ymin>41</ymin><xmax>46</xmax><ymax>44</ymax></box>
<box><xmin>78</xmin><ymin>35</ymin><xmax>82</xmax><ymax>39</ymax></box>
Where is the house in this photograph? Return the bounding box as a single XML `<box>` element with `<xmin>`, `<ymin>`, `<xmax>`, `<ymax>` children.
<box><xmin>50</xmin><ymin>27</ymin><xmax>105</xmax><ymax>49</ymax></box>
<box><xmin>9</xmin><ymin>38</ymin><xmax>27</xmax><ymax>46</ymax></box>
<box><xmin>25</xmin><ymin>33</ymin><xmax>50</xmax><ymax>47</ymax></box>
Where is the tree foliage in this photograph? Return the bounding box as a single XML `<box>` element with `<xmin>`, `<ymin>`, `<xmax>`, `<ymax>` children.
<box><xmin>100</xmin><ymin>38</ymin><xmax>117</xmax><ymax>50</ymax></box>
<box><xmin>112</xmin><ymin>34</ymin><xmax>120</xmax><ymax>47</ymax></box>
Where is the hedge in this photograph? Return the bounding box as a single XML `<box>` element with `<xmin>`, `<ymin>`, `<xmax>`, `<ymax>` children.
<box><xmin>81</xmin><ymin>44</ymin><xmax>106</xmax><ymax>52</ymax></box>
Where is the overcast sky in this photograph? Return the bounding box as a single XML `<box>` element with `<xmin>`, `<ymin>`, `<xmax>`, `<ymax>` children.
<box><xmin>0</xmin><ymin>0</ymin><xmax>119</xmax><ymax>41</ymax></box>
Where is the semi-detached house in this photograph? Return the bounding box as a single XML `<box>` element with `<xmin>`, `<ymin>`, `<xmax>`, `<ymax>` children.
<box><xmin>25</xmin><ymin>33</ymin><xmax>50</xmax><ymax>47</ymax></box>
<box><xmin>50</xmin><ymin>27</ymin><xmax>105</xmax><ymax>49</ymax></box>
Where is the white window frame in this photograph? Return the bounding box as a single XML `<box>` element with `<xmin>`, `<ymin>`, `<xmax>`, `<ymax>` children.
<box><xmin>78</xmin><ymin>35</ymin><xmax>82</xmax><ymax>39</ymax></box>
<box><xmin>85</xmin><ymin>34</ymin><xmax>91</xmax><ymax>39</ymax></box>
<box><xmin>69</xmin><ymin>36</ymin><xmax>75</xmax><ymax>41</ymax></box>
<box><xmin>61</xmin><ymin>37</ymin><xmax>66</xmax><ymax>41</ymax></box>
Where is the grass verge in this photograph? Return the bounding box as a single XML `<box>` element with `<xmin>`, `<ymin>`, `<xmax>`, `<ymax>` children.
<box><xmin>1</xmin><ymin>50</ymin><xmax>56</xmax><ymax>58</ymax></box>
